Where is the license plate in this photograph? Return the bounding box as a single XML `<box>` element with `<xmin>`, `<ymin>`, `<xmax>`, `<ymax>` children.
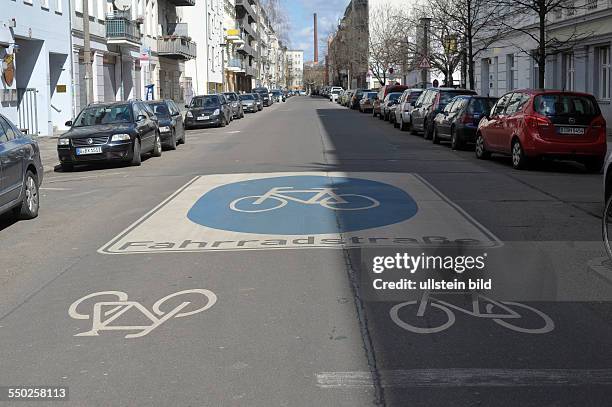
<box><xmin>76</xmin><ymin>146</ymin><xmax>103</xmax><ymax>155</ymax></box>
<box><xmin>558</xmin><ymin>126</ymin><xmax>585</xmax><ymax>135</ymax></box>
<box><xmin>197</xmin><ymin>116</ymin><xmax>210</xmax><ymax>121</ymax></box>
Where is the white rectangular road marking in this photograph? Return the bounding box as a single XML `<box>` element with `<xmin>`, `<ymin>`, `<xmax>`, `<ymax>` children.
<box><xmin>316</xmin><ymin>369</ymin><xmax>612</xmax><ymax>388</ymax></box>
<box><xmin>99</xmin><ymin>172</ymin><xmax>501</xmax><ymax>254</ymax></box>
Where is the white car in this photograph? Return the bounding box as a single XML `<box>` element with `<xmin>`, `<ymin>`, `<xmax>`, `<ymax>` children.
<box><xmin>394</xmin><ymin>88</ymin><xmax>424</xmax><ymax>131</ymax></box>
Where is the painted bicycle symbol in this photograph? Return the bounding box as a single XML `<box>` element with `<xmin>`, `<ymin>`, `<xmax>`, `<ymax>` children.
<box><xmin>229</xmin><ymin>186</ymin><xmax>380</xmax><ymax>213</ymax></box>
<box><xmin>68</xmin><ymin>289</ymin><xmax>217</xmax><ymax>339</ymax></box>
<box><xmin>390</xmin><ymin>291</ymin><xmax>554</xmax><ymax>334</ymax></box>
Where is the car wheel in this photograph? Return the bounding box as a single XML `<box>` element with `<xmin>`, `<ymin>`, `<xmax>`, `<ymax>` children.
<box><xmin>432</xmin><ymin>127</ymin><xmax>441</xmax><ymax>144</ymax></box>
<box><xmin>379</xmin><ymin>112</ymin><xmax>384</xmax><ymax>120</ymax></box>
<box><xmin>167</xmin><ymin>130</ymin><xmax>177</xmax><ymax>150</ymax></box>
<box><xmin>131</xmin><ymin>138</ymin><xmax>142</xmax><ymax>166</ymax></box>
<box><xmin>219</xmin><ymin>115</ymin><xmax>226</xmax><ymax>127</ymax></box>
<box><xmin>152</xmin><ymin>133</ymin><xmax>162</xmax><ymax>157</ymax></box>
<box><xmin>423</xmin><ymin>122</ymin><xmax>430</xmax><ymax>140</ymax></box>
<box><xmin>394</xmin><ymin>119</ymin><xmax>399</xmax><ymax>128</ymax></box>
<box><xmin>450</xmin><ymin>128</ymin><xmax>463</xmax><ymax>150</ymax></box>
<box><xmin>181</xmin><ymin>131</ymin><xmax>186</xmax><ymax>145</ymax></box>
<box><xmin>14</xmin><ymin>170</ymin><xmax>39</xmax><ymax>220</ymax></box>
<box><xmin>240</xmin><ymin>109</ymin><xmax>245</xmax><ymax>119</ymax></box>
<box><xmin>584</xmin><ymin>157</ymin><xmax>604</xmax><ymax>173</ymax></box>
<box><xmin>61</xmin><ymin>163</ymin><xmax>74</xmax><ymax>172</ymax></box>
<box><xmin>511</xmin><ymin>139</ymin><xmax>528</xmax><ymax>169</ymax></box>
<box><xmin>475</xmin><ymin>133</ymin><xmax>490</xmax><ymax>159</ymax></box>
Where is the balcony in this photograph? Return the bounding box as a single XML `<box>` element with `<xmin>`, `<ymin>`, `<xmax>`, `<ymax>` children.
<box><xmin>226</xmin><ymin>58</ymin><xmax>245</xmax><ymax>73</ymax></box>
<box><xmin>166</xmin><ymin>0</ymin><xmax>195</xmax><ymax>5</ymax></box>
<box><xmin>225</xmin><ymin>28</ymin><xmax>244</xmax><ymax>44</ymax></box>
<box><xmin>106</xmin><ymin>16</ymin><xmax>141</xmax><ymax>46</ymax></box>
<box><xmin>157</xmin><ymin>37</ymin><xmax>197</xmax><ymax>60</ymax></box>
<box><xmin>236</xmin><ymin>41</ymin><xmax>255</xmax><ymax>56</ymax></box>
<box><xmin>239</xmin><ymin>16</ymin><xmax>257</xmax><ymax>39</ymax></box>
<box><xmin>236</xmin><ymin>0</ymin><xmax>256</xmax><ymax>23</ymax></box>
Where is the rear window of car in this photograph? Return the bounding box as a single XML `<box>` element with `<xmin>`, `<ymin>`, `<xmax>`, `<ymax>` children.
<box><xmin>148</xmin><ymin>102</ymin><xmax>170</xmax><ymax>117</ymax></box>
<box><xmin>388</xmin><ymin>93</ymin><xmax>402</xmax><ymax>101</ymax></box>
<box><xmin>224</xmin><ymin>93</ymin><xmax>238</xmax><ymax>101</ymax></box>
<box><xmin>409</xmin><ymin>91</ymin><xmax>423</xmax><ymax>102</ymax></box>
<box><xmin>365</xmin><ymin>92</ymin><xmax>377</xmax><ymax>99</ymax></box>
<box><xmin>534</xmin><ymin>94</ymin><xmax>599</xmax><ymax>117</ymax></box>
<box><xmin>440</xmin><ymin>91</ymin><xmax>476</xmax><ymax>105</ymax></box>
<box><xmin>468</xmin><ymin>98</ymin><xmax>497</xmax><ymax>114</ymax></box>
<box><xmin>240</xmin><ymin>94</ymin><xmax>254</xmax><ymax>100</ymax></box>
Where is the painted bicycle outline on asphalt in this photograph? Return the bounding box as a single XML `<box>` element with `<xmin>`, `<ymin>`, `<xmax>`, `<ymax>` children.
<box><xmin>390</xmin><ymin>291</ymin><xmax>554</xmax><ymax>334</ymax></box>
<box><xmin>229</xmin><ymin>186</ymin><xmax>381</xmax><ymax>213</ymax></box>
<box><xmin>69</xmin><ymin>289</ymin><xmax>217</xmax><ymax>339</ymax></box>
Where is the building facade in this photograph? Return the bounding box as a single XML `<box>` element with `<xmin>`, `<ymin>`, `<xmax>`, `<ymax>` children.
<box><xmin>185</xmin><ymin>0</ymin><xmax>223</xmax><ymax>95</ymax></box>
<box><xmin>286</xmin><ymin>50</ymin><xmax>303</xmax><ymax>90</ymax></box>
<box><xmin>474</xmin><ymin>1</ymin><xmax>612</xmax><ymax>125</ymax></box>
<box><xmin>1</xmin><ymin>0</ymin><xmax>73</xmax><ymax>136</ymax></box>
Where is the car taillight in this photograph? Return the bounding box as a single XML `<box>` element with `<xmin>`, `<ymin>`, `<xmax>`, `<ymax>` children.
<box><xmin>591</xmin><ymin>116</ymin><xmax>606</xmax><ymax>138</ymax></box>
<box><xmin>526</xmin><ymin>114</ymin><xmax>551</xmax><ymax>129</ymax></box>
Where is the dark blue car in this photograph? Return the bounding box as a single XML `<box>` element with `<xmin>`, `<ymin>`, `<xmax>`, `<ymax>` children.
<box><xmin>0</xmin><ymin>113</ymin><xmax>43</xmax><ymax>220</ymax></box>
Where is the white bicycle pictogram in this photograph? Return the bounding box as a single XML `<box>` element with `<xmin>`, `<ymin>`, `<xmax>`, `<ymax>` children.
<box><xmin>229</xmin><ymin>186</ymin><xmax>380</xmax><ymax>213</ymax></box>
<box><xmin>68</xmin><ymin>289</ymin><xmax>217</xmax><ymax>339</ymax></box>
<box><xmin>390</xmin><ymin>291</ymin><xmax>554</xmax><ymax>334</ymax></box>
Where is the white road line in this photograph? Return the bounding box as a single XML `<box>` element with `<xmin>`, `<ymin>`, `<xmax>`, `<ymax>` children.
<box><xmin>316</xmin><ymin>369</ymin><xmax>612</xmax><ymax>388</ymax></box>
<box><xmin>40</xmin><ymin>187</ymin><xmax>72</xmax><ymax>191</ymax></box>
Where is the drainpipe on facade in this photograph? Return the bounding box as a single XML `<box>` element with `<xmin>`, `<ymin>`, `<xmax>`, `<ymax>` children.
<box><xmin>68</xmin><ymin>0</ymin><xmax>76</xmax><ymax>119</ymax></box>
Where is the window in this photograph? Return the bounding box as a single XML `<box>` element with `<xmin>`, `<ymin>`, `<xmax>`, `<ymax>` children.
<box><xmin>563</xmin><ymin>52</ymin><xmax>575</xmax><ymax>91</ymax></box>
<box><xmin>587</xmin><ymin>0</ymin><xmax>598</xmax><ymax>9</ymax></box>
<box><xmin>505</xmin><ymin>92</ymin><xmax>530</xmax><ymax>115</ymax></box>
<box><xmin>56</xmin><ymin>0</ymin><xmax>62</xmax><ymax>13</ymax></box>
<box><xmin>566</xmin><ymin>1</ymin><xmax>575</xmax><ymax>16</ymax></box>
<box><xmin>41</xmin><ymin>0</ymin><xmax>49</xmax><ymax>9</ymax></box>
<box><xmin>491</xmin><ymin>93</ymin><xmax>512</xmax><ymax>116</ymax></box>
<box><xmin>599</xmin><ymin>46</ymin><xmax>611</xmax><ymax>100</ymax></box>
<box><xmin>0</xmin><ymin>117</ymin><xmax>11</xmax><ymax>143</ymax></box>
<box><xmin>507</xmin><ymin>54</ymin><xmax>517</xmax><ymax>91</ymax></box>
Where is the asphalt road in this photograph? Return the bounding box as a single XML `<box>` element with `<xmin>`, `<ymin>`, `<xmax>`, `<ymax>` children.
<box><xmin>1</xmin><ymin>96</ymin><xmax>612</xmax><ymax>406</ymax></box>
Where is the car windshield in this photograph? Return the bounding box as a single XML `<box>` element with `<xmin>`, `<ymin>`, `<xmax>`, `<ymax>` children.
<box><xmin>148</xmin><ymin>103</ymin><xmax>170</xmax><ymax>117</ymax></box>
<box><xmin>388</xmin><ymin>93</ymin><xmax>402</xmax><ymax>101</ymax></box>
<box><xmin>240</xmin><ymin>94</ymin><xmax>255</xmax><ymax>100</ymax></box>
<box><xmin>364</xmin><ymin>92</ymin><xmax>377</xmax><ymax>99</ymax></box>
<box><xmin>408</xmin><ymin>91</ymin><xmax>423</xmax><ymax>102</ymax></box>
<box><xmin>191</xmin><ymin>96</ymin><xmax>219</xmax><ymax>108</ymax></box>
<box><xmin>332</xmin><ymin>90</ymin><xmax>341</xmax><ymax>94</ymax></box>
<box><xmin>440</xmin><ymin>91</ymin><xmax>474</xmax><ymax>105</ymax></box>
<box><xmin>534</xmin><ymin>94</ymin><xmax>599</xmax><ymax>117</ymax></box>
<box><xmin>468</xmin><ymin>98</ymin><xmax>497</xmax><ymax>114</ymax></box>
<box><xmin>73</xmin><ymin>104</ymin><xmax>132</xmax><ymax>127</ymax></box>
<box><xmin>224</xmin><ymin>93</ymin><xmax>238</xmax><ymax>101</ymax></box>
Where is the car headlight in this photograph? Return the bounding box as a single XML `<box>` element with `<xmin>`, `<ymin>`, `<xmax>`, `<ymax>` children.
<box><xmin>57</xmin><ymin>138</ymin><xmax>70</xmax><ymax>146</ymax></box>
<box><xmin>186</xmin><ymin>111</ymin><xmax>193</xmax><ymax>118</ymax></box>
<box><xmin>111</xmin><ymin>133</ymin><xmax>131</xmax><ymax>142</ymax></box>
<box><xmin>233</xmin><ymin>102</ymin><xmax>238</xmax><ymax>107</ymax></box>
<box><xmin>159</xmin><ymin>126</ymin><xmax>171</xmax><ymax>132</ymax></box>
<box><xmin>213</xmin><ymin>109</ymin><xmax>220</xmax><ymax>116</ymax></box>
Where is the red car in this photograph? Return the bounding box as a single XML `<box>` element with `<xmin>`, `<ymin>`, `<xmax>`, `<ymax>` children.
<box><xmin>475</xmin><ymin>89</ymin><xmax>607</xmax><ymax>171</ymax></box>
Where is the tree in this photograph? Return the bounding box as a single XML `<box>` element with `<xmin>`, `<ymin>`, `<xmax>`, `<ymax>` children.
<box><xmin>499</xmin><ymin>0</ymin><xmax>592</xmax><ymax>88</ymax></box>
<box><xmin>368</xmin><ymin>5</ymin><xmax>407</xmax><ymax>86</ymax></box>
<box><xmin>261</xmin><ymin>0</ymin><xmax>291</xmax><ymax>46</ymax></box>
<box><xmin>424</xmin><ymin>0</ymin><xmax>511</xmax><ymax>89</ymax></box>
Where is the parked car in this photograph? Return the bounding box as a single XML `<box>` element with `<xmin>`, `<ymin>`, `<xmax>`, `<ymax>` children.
<box><xmin>411</xmin><ymin>87</ymin><xmax>477</xmax><ymax>139</ymax></box>
<box><xmin>239</xmin><ymin>93</ymin><xmax>258</xmax><ymax>113</ymax></box>
<box><xmin>374</xmin><ymin>84</ymin><xmax>408</xmax><ymax>118</ymax></box>
<box><xmin>359</xmin><ymin>92</ymin><xmax>378</xmax><ymax>113</ymax></box>
<box><xmin>381</xmin><ymin>92</ymin><xmax>404</xmax><ymax>121</ymax></box>
<box><xmin>184</xmin><ymin>94</ymin><xmax>232</xmax><ymax>129</ymax></box>
<box><xmin>58</xmin><ymin>100</ymin><xmax>162</xmax><ymax>170</ymax></box>
<box><xmin>253</xmin><ymin>93</ymin><xmax>264</xmax><ymax>111</ymax></box>
<box><xmin>393</xmin><ymin>89</ymin><xmax>424</xmax><ymax>131</ymax></box>
<box><xmin>299</xmin><ymin>90</ymin><xmax>306</xmax><ymax>96</ymax></box>
<box><xmin>432</xmin><ymin>95</ymin><xmax>497</xmax><ymax>149</ymax></box>
<box><xmin>253</xmin><ymin>87</ymin><xmax>273</xmax><ymax>106</ymax></box>
<box><xmin>341</xmin><ymin>90</ymin><xmax>354</xmax><ymax>106</ymax></box>
<box><xmin>223</xmin><ymin>92</ymin><xmax>245</xmax><ymax>119</ymax></box>
<box><xmin>475</xmin><ymin>90</ymin><xmax>606</xmax><ymax>171</ymax></box>
<box><xmin>0</xmin><ymin>113</ymin><xmax>43</xmax><ymax>220</ymax></box>
<box><xmin>350</xmin><ymin>89</ymin><xmax>371</xmax><ymax>109</ymax></box>
<box><xmin>271</xmin><ymin>89</ymin><xmax>285</xmax><ymax>103</ymax></box>
<box><xmin>145</xmin><ymin>99</ymin><xmax>186</xmax><ymax>150</ymax></box>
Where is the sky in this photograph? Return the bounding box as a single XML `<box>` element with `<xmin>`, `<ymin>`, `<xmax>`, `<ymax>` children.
<box><xmin>283</xmin><ymin>0</ymin><xmax>349</xmax><ymax>62</ymax></box>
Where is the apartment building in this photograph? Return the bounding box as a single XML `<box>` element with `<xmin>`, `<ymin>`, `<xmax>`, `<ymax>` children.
<box><xmin>184</xmin><ymin>0</ymin><xmax>223</xmax><ymax>94</ymax></box>
<box><xmin>474</xmin><ymin>1</ymin><xmax>612</xmax><ymax>124</ymax></box>
<box><xmin>1</xmin><ymin>0</ymin><xmax>73</xmax><ymax>136</ymax></box>
<box><xmin>286</xmin><ymin>50</ymin><xmax>304</xmax><ymax>90</ymax></box>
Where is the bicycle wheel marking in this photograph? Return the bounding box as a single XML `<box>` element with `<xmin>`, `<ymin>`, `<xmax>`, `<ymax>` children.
<box><xmin>68</xmin><ymin>289</ymin><xmax>217</xmax><ymax>339</ymax></box>
<box><xmin>99</xmin><ymin>172</ymin><xmax>502</xmax><ymax>254</ymax></box>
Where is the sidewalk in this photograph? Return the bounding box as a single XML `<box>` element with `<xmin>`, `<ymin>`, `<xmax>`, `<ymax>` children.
<box><xmin>37</xmin><ymin>136</ymin><xmax>60</xmax><ymax>173</ymax></box>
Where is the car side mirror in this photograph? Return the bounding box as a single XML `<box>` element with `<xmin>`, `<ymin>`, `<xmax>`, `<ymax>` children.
<box><xmin>65</xmin><ymin>120</ymin><xmax>72</xmax><ymax>127</ymax></box>
<box><xmin>137</xmin><ymin>114</ymin><xmax>147</xmax><ymax>122</ymax></box>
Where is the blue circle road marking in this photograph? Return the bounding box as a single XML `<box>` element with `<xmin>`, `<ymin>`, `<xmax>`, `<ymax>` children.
<box><xmin>187</xmin><ymin>175</ymin><xmax>418</xmax><ymax>235</ymax></box>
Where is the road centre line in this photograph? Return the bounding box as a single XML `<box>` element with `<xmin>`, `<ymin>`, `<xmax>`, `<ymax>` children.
<box><xmin>316</xmin><ymin>369</ymin><xmax>612</xmax><ymax>388</ymax></box>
